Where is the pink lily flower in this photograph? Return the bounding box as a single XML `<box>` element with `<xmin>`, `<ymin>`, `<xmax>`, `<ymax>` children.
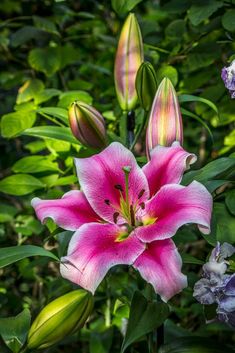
<box><xmin>32</xmin><ymin>142</ymin><xmax>212</xmax><ymax>302</ymax></box>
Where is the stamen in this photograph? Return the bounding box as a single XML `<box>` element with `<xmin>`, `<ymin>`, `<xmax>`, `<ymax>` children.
<box><xmin>139</xmin><ymin>202</ymin><xmax>145</xmax><ymax>210</ymax></box>
<box><xmin>115</xmin><ymin>184</ymin><xmax>123</xmax><ymax>192</ymax></box>
<box><xmin>113</xmin><ymin>212</ymin><xmax>119</xmax><ymax>224</ymax></box>
<box><xmin>104</xmin><ymin>199</ymin><xmax>110</xmax><ymax>205</ymax></box>
<box><xmin>130</xmin><ymin>204</ymin><xmax>135</xmax><ymax>226</ymax></box>
<box><xmin>138</xmin><ymin>189</ymin><xmax>145</xmax><ymax>199</ymax></box>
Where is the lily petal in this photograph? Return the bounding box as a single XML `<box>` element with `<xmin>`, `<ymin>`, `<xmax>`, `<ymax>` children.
<box><xmin>31</xmin><ymin>190</ymin><xmax>100</xmax><ymax>231</ymax></box>
<box><xmin>75</xmin><ymin>142</ymin><xmax>149</xmax><ymax>224</ymax></box>
<box><xmin>60</xmin><ymin>223</ymin><xmax>145</xmax><ymax>293</ymax></box>
<box><xmin>133</xmin><ymin>239</ymin><xmax>187</xmax><ymax>302</ymax></box>
<box><xmin>142</xmin><ymin>142</ymin><xmax>196</xmax><ymax>196</ymax></box>
<box><xmin>136</xmin><ymin>181</ymin><xmax>212</xmax><ymax>242</ymax></box>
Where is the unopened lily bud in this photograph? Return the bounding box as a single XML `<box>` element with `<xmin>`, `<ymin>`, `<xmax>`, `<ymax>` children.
<box><xmin>114</xmin><ymin>13</ymin><xmax>144</xmax><ymax>111</ymax></box>
<box><xmin>136</xmin><ymin>62</ymin><xmax>158</xmax><ymax>111</ymax></box>
<box><xmin>27</xmin><ymin>289</ymin><xmax>93</xmax><ymax>349</ymax></box>
<box><xmin>69</xmin><ymin>101</ymin><xmax>106</xmax><ymax>149</ymax></box>
<box><xmin>146</xmin><ymin>77</ymin><xmax>183</xmax><ymax>159</ymax></box>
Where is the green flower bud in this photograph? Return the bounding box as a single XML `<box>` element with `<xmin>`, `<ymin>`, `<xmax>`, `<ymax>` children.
<box><xmin>135</xmin><ymin>62</ymin><xmax>158</xmax><ymax>111</ymax></box>
<box><xmin>27</xmin><ymin>289</ymin><xmax>93</xmax><ymax>349</ymax></box>
<box><xmin>68</xmin><ymin>101</ymin><xmax>106</xmax><ymax>149</ymax></box>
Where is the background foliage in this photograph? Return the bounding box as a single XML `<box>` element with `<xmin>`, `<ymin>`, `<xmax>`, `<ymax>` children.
<box><xmin>0</xmin><ymin>0</ymin><xmax>235</xmax><ymax>352</ymax></box>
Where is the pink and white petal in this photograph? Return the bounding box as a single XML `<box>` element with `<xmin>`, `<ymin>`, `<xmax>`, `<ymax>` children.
<box><xmin>142</xmin><ymin>142</ymin><xmax>197</xmax><ymax>196</ymax></box>
<box><xmin>75</xmin><ymin>142</ymin><xmax>149</xmax><ymax>224</ymax></box>
<box><xmin>133</xmin><ymin>239</ymin><xmax>187</xmax><ymax>302</ymax></box>
<box><xmin>31</xmin><ymin>190</ymin><xmax>100</xmax><ymax>231</ymax></box>
<box><xmin>60</xmin><ymin>223</ymin><xmax>145</xmax><ymax>293</ymax></box>
<box><xmin>136</xmin><ymin>181</ymin><xmax>212</xmax><ymax>242</ymax></box>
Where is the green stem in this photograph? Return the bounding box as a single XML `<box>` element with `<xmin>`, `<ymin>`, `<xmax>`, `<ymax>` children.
<box><xmin>130</xmin><ymin>110</ymin><xmax>149</xmax><ymax>151</ymax></box>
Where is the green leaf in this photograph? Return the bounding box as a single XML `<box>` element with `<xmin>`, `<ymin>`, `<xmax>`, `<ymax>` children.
<box><xmin>1</xmin><ymin>110</ymin><xmax>36</xmax><ymax>138</ymax></box>
<box><xmin>188</xmin><ymin>1</ymin><xmax>223</xmax><ymax>26</ymax></box>
<box><xmin>36</xmin><ymin>107</ymin><xmax>68</xmax><ymax>125</ymax></box>
<box><xmin>182</xmin><ymin>158</ymin><xmax>235</xmax><ymax>185</ymax></box>
<box><xmin>156</xmin><ymin>65</ymin><xmax>178</xmax><ymax>86</ymax></box>
<box><xmin>181</xmin><ymin>253</ymin><xmax>204</xmax><ymax>265</ymax></box>
<box><xmin>33</xmin><ymin>15</ymin><xmax>59</xmax><ymax>35</ymax></box>
<box><xmin>121</xmin><ymin>291</ymin><xmax>169</xmax><ymax>353</ymax></box>
<box><xmin>34</xmin><ymin>89</ymin><xmax>61</xmax><ymax>105</ymax></box>
<box><xmin>28</xmin><ymin>47</ymin><xmax>61</xmax><ymax>76</ymax></box>
<box><xmin>12</xmin><ymin>156</ymin><xmax>60</xmax><ymax>174</ymax></box>
<box><xmin>16</xmin><ymin>79</ymin><xmax>44</xmax><ymax>104</ymax></box>
<box><xmin>0</xmin><ymin>245</ymin><xmax>58</xmax><ymax>268</ymax></box>
<box><xmin>159</xmin><ymin>336</ymin><xmax>235</xmax><ymax>353</ymax></box>
<box><xmin>111</xmin><ymin>0</ymin><xmax>143</xmax><ymax>15</ymax></box>
<box><xmin>212</xmin><ymin>203</ymin><xmax>235</xmax><ymax>243</ymax></box>
<box><xmin>10</xmin><ymin>26</ymin><xmax>41</xmax><ymax>47</ymax></box>
<box><xmin>179</xmin><ymin>94</ymin><xmax>218</xmax><ymax>114</ymax></box>
<box><xmin>165</xmin><ymin>20</ymin><xmax>186</xmax><ymax>40</ymax></box>
<box><xmin>181</xmin><ymin>108</ymin><xmax>213</xmax><ymax>141</ymax></box>
<box><xmin>0</xmin><ymin>204</ymin><xmax>18</xmax><ymax>223</ymax></box>
<box><xmin>225</xmin><ymin>190</ymin><xmax>235</xmax><ymax>216</ymax></box>
<box><xmin>222</xmin><ymin>10</ymin><xmax>235</xmax><ymax>32</ymax></box>
<box><xmin>58</xmin><ymin>91</ymin><xmax>92</xmax><ymax>109</ymax></box>
<box><xmin>23</xmin><ymin>126</ymin><xmax>80</xmax><ymax>144</ymax></box>
<box><xmin>0</xmin><ymin>309</ymin><xmax>31</xmax><ymax>353</ymax></box>
<box><xmin>0</xmin><ymin>174</ymin><xmax>45</xmax><ymax>196</ymax></box>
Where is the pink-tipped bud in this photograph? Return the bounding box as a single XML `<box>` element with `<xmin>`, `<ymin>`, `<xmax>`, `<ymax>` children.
<box><xmin>114</xmin><ymin>13</ymin><xmax>144</xmax><ymax>111</ymax></box>
<box><xmin>68</xmin><ymin>101</ymin><xmax>106</xmax><ymax>149</ymax></box>
<box><xmin>146</xmin><ymin>77</ymin><xmax>183</xmax><ymax>159</ymax></box>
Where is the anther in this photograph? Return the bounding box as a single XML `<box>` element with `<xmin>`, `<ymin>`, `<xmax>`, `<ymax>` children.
<box><xmin>139</xmin><ymin>202</ymin><xmax>145</xmax><ymax>209</ymax></box>
<box><xmin>138</xmin><ymin>189</ymin><xmax>145</xmax><ymax>199</ymax></box>
<box><xmin>104</xmin><ymin>199</ymin><xmax>110</xmax><ymax>205</ymax></box>
<box><xmin>130</xmin><ymin>204</ymin><xmax>135</xmax><ymax>226</ymax></box>
<box><xmin>115</xmin><ymin>184</ymin><xmax>123</xmax><ymax>192</ymax></box>
<box><xmin>113</xmin><ymin>212</ymin><xmax>119</xmax><ymax>224</ymax></box>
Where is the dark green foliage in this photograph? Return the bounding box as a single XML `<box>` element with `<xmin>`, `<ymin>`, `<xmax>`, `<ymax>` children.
<box><xmin>0</xmin><ymin>0</ymin><xmax>235</xmax><ymax>352</ymax></box>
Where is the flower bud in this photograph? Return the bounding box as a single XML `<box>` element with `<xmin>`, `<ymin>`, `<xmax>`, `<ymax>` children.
<box><xmin>135</xmin><ymin>62</ymin><xmax>158</xmax><ymax>111</ymax></box>
<box><xmin>146</xmin><ymin>77</ymin><xmax>183</xmax><ymax>159</ymax></box>
<box><xmin>69</xmin><ymin>101</ymin><xmax>106</xmax><ymax>149</ymax></box>
<box><xmin>114</xmin><ymin>13</ymin><xmax>144</xmax><ymax>111</ymax></box>
<box><xmin>27</xmin><ymin>289</ymin><xmax>93</xmax><ymax>349</ymax></box>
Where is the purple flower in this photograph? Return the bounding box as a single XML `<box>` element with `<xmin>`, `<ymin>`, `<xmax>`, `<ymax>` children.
<box><xmin>193</xmin><ymin>242</ymin><xmax>235</xmax><ymax>328</ymax></box>
<box><xmin>221</xmin><ymin>60</ymin><xmax>235</xmax><ymax>98</ymax></box>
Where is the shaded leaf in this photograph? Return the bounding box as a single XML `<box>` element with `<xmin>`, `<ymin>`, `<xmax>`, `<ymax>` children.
<box><xmin>111</xmin><ymin>0</ymin><xmax>143</xmax><ymax>15</ymax></box>
<box><xmin>225</xmin><ymin>190</ymin><xmax>235</xmax><ymax>216</ymax></box>
<box><xmin>159</xmin><ymin>336</ymin><xmax>235</xmax><ymax>353</ymax></box>
<box><xmin>121</xmin><ymin>291</ymin><xmax>169</xmax><ymax>352</ymax></box>
<box><xmin>0</xmin><ymin>309</ymin><xmax>31</xmax><ymax>353</ymax></box>
<box><xmin>28</xmin><ymin>47</ymin><xmax>61</xmax><ymax>76</ymax></box>
<box><xmin>188</xmin><ymin>1</ymin><xmax>223</xmax><ymax>26</ymax></box>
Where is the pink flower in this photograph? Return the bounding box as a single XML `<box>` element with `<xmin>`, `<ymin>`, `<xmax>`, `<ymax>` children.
<box><xmin>32</xmin><ymin>142</ymin><xmax>212</xmax><ymax>302</ymax></box>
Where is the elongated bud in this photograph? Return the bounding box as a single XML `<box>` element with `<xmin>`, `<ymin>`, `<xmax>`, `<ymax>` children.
<box><xmin>114</xmin><ymin>13</ymin><xmax>144</xmax><ymax>111</ymax></box>
<box><xmin>69</xmin><ymin>101</ymin><xmax>106</xmax><ymax>149</ymax></box>
<box><xmin>136</xmin><ymin>62</ymin><xmax>158</xmax><ymax>111</ymax></box>
<box><xmin>27</xmin><ymin>289</ymin><xmax>93</xmax><ymax>349</ymax></box>
<box><xmin>146</xmin><ymin>77</ymin><xmax>183</xmax><ymax>159</ymax></box>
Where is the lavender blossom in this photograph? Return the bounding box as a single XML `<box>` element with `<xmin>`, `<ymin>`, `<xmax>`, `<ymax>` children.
<box><xmin>221</xmin><ymin>60</ymin><xmax>235</xmax><ymax>98</ymax></box>
<box><xmin>193</xmin><ymin>242</ymin><xmax>235</xmax><ymax>328</ymax></box>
